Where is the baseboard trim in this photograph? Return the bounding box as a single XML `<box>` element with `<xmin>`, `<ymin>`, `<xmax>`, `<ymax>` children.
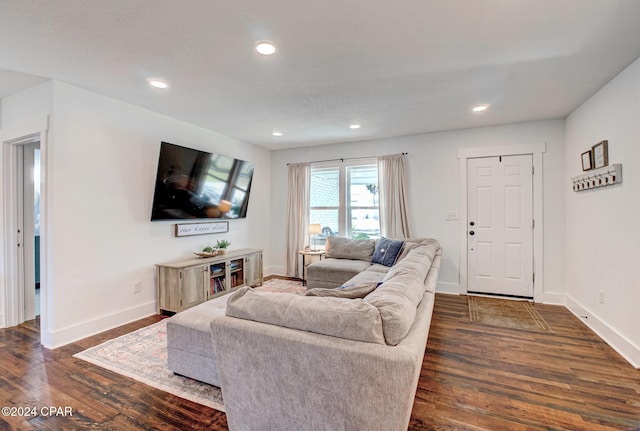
<box><xmin>539</xmin><ymin>291</ymin><xmax>566</xmax><ymax>305</ymax></box>
<box><xmin>266</xmin><ymin>266</ymin><xmax>284</xmax><ymax>277</ymax></box>
<box><xmin>44</xmin><ymin>301</ymin><xmax>157</xmax><ymax>349</ymax></box>
<box><xmin>565</xmin><ymin>295</ymin><xmax>640</xmax><ymax>369</ymax></box>
<box><xmin>436</xmin><ymin>281</ymin><xmax>461</xmax><ymax>295</ymax></box>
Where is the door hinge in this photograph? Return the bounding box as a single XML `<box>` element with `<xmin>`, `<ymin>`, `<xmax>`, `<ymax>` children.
<box><xmin>533</xmin><ymin>272</ymin><xmax>535</xmax><ymax>283</ymax></box>
<box><xmin>532</xmin><ymin>165</ymin><xmax>535</xmax><ymax>175</ymax></box>
<box><xmin>532</xmin><ymin>219</ymin><xmax>535</xmax><ymax>229</ymax></box>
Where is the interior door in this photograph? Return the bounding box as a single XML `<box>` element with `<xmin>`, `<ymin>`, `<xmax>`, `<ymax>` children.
<box><xmin>467</xmin><ymin>155</ymin><xmax>533</xmax><ymax>297</ymax></box>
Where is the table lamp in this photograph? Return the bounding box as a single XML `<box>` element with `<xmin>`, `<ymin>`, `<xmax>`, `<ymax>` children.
<box><xmin>309</xmin><ymin>224</ymin><xmax>322</xmax><ymax>251</ymax></box>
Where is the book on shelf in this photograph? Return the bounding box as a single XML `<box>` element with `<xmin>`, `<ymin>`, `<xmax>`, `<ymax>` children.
<box><xmin>210</xmin><ymin>263</ymin><xmax>224</xmax><ymax>274</ymax></box>
<box><xmin>211</xmin><ymin>277</ymin><xmax>226</xmax><ymax>294</ymax></box>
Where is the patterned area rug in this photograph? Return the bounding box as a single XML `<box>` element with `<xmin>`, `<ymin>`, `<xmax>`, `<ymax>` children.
<box><xmin>468</xmin><ymin>296</ymin><xmax>552</xmax><ymax>332</ymax></box>
<box><xmin>74</xmin><ymin>278</ymin><xmax>305</xmax><ymax>411</ymax></box>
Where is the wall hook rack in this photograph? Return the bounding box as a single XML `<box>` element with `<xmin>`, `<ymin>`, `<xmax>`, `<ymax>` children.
<box><xmin>571</xmin><ymin>163</ymin><xmax>622</xmax><ymax>192</ymax></box>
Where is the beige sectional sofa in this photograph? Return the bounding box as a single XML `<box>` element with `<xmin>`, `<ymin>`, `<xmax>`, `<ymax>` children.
<box><xmin>209</xmin><ymin>238</ymin><xmax>442</xmax><ymax>431</ymax></box>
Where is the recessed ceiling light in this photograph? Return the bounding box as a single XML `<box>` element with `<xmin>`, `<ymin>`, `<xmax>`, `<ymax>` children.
<box><xmin>256</xmin><ymin>41</ymin><xmax>276</xmax><ymax>56</ymax></box>
<box><xmin>148</xmin><ymin>79</ymin><xmax>168</xmax><ymax>89</ymax></box>
<box><xmin>472</xmin><ymin>104</ymin><xmax>490</xmax><ymax>112</ymax></box>
<box><xmin>272</xmin><ymin>131</ymin><xmax>283</xmax><ymax>137</ymax></box>
<box><xmin>349</xmin><ymin>124</ymin><xmax>361</xmax><ymax>129</ymax></box>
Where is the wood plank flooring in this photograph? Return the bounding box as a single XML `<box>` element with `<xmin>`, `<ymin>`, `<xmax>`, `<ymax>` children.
<box><xmin>0</xmin><ymin>294</ymin><xmax>638</xmax><ymax>430</ymax></box>
<box><xmin>410</xmin><ymin>294</ymin><xmax>640</xmax><ymax>431</ymax></box>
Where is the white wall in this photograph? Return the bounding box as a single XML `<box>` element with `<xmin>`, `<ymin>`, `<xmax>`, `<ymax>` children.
<box><xmin>2</xmin><ymin>81</ymin><xmax>271</xmax><ymax>347</ymax></box>
<box><xmin>271</xmin><ymin>120</ymin><xmax>566</xmax><ymax>300</ymax></box>
<box><xmin>565</xmin><ymin>57</ymin><xmax>640</xmax><ymax>367</ymax></box>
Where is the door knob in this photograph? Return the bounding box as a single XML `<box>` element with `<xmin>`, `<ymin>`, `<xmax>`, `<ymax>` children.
<box><xmin>469</xmin><ymin>231</ymin><xmax>475</xmax><ymax>235</ymax></box>
<box><xmin>469</xmin><ymin>221</ymin><xmax>475</xmax><ymax>226</ymax></box>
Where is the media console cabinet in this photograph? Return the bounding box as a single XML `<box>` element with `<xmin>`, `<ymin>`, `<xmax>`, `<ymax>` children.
<box><xmin>156</xmin><ymin>248</ymin><xmax>263</xmax><ymax>314</ymax></box>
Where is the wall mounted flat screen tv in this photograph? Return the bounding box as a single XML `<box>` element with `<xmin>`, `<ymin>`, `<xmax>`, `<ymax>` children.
<box><xmin>151</xmin><ymin>142</ymin><xmax>255</xmax><ymax>221</ymax></box>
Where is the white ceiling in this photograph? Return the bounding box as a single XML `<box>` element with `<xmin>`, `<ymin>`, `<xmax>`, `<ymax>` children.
<box><xmin>2</xmin><ymin>0</ymin><xmax>640</xmax><ymax>150</ymax></box>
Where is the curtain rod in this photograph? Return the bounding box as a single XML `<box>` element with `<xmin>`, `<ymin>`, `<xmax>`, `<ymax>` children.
<box><xmin>287</xmin><ymin>152</ymin><xmax>407</xmax><ymax>166</ymax></box>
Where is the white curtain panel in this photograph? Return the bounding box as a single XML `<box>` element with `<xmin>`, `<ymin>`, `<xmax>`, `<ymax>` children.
<box><xmin>285</xmin><ymin>163</ymin><xmax>310</xmax><ymax>277</ymax></box>
<box><xmin>378</xmin><ymin>154</ymin><xmax>412</xmax><ymax>238</ymax></box>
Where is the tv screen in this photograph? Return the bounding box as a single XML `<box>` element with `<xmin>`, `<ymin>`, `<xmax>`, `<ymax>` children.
<box><xmin>151</xmin><ymin>142</ymin><xmax>255</xmax><ymax>221</ymax></box>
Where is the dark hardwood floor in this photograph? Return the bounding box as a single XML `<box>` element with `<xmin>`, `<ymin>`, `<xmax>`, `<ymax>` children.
<box><xmin>0</xmin><ymin>294</ymin><xmax>638</xmax><ymax>430</ymax></box>
<box><xmin>410</xmin><ymin>295</ymin><xmax>640</xmax><ymax>431</ymax></box>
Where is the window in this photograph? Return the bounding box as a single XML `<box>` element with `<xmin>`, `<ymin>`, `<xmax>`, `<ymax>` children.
<box><xmin>309</xmin><ymin>160</ymin><xmax>379</xmax><ymax>247</ymax></box>
<box><xmin>203</xmin><ymin>155</ymin><xmax>253</xmax><ymax>217</ymax></box>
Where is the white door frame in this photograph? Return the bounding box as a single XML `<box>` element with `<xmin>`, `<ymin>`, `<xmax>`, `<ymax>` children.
<box><xmin>1</xmin><ymin>116</ymin><xmax>50</xmax><ymax>345</ymax></box>
<box><xmin>457</xmin><ymin>142</ymin><xmax>545</xmax><ymax>302</ymax></box>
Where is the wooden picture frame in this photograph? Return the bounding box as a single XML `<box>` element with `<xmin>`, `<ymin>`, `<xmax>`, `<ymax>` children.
<box><xmin>592</xmin><ymin>140</ymin><xmax>609</xmax><ymax>169</ymax></box>
<box><xmin>581</xmin><ymin>150</ymin><xmax>593</xmax><ymax>171</ymax></box>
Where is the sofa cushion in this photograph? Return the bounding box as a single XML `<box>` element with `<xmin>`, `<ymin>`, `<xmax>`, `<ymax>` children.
<box><xmin>394</xmin><ymin>237</ymin><xmax>431</xmax><ymax>263</ymax></box>
<box><xmin>365</xmin><ymin>242</ymin><xmax>440</xmax><ymax>345</ymax></box>
<box><xmin>346</xmin><ymin>269</ymin><xmax>387</xmax><ymax>286</ymax></box>
<box><xmin>226</xmin><ymin>287</ymin><xmax>386</xmax><ymax>344</ymax></box>
<box><xmin>305</xmin><ymin>281</ymin><xmax>381</xmax><ymax>299</ymax></box>
<box><xmin>365</xmin><ymin>263</ymin><xmax>391</xmax><ymax>274</ymax></box>
<box><xmin>306</xmin><ymin>258</ymin><xmax>372</xmax><ymax>288</ymax></box>
<box><xmin>383</xmin><ymin>240</ymin><xmax>439</xmax><ymax>285</ymax></box>
<box><xmin>371</xmin><ymin>237</ymin><xmax>404</xmax><ymax>266</ymax></box>
<box><xmin>325</xmin><ymin>237</ymin><xmax>375</xmax><ymax>261</ymax></box>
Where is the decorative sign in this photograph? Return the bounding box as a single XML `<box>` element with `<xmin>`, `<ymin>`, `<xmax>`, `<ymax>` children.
<box><xmin>175</xmin><ymin>221</ymin><xmax>229</xmax><ymax>237</ymax></box>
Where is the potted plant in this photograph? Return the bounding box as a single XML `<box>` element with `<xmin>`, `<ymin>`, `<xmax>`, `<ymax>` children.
<box><xmin>215</xmin><ymin>239</ymin><xmax>231</xmax><ymax>254</ymax></box>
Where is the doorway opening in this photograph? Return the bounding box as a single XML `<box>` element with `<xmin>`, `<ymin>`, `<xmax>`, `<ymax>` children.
<box><xmin>2</xmin><ymin>133</ymin><xmax>44</xmax><ymax>331</ymax></box>
<box><xmin>28</xmin><ymin>145</ymin><xmax>41</xmax><ymax>319</ymax></box>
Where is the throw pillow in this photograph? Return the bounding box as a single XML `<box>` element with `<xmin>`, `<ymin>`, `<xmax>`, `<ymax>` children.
<box><xmin>371</xmin><ymin>237</ymin><xmax>404</xmax><ymax>267</ymax></box>
<box><xmin>304</xmin><ymin>281</ymin><xmax>381</xmax><ymax>299</ymax></box>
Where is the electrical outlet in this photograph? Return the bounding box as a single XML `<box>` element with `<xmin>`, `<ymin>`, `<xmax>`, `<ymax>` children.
<box><xmin>598</xmin><ymin>290</ymin><xmax>604</xmax><ymax>304</ymax></box>
<box><xmin>134</xmin><ymin>281</ymin><xmax>142</xmax><ymax>294</ymax></box>
<box><xmin>446</xmin><ymin>211</ymin><xmax>459</xmax><ymax>221</ymax></box>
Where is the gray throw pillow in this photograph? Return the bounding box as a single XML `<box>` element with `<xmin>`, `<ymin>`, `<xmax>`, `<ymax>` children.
<box><xmin>305</xmin><ymin>281</ymin><xmax>381</xmax><ymax>299</ymax></box>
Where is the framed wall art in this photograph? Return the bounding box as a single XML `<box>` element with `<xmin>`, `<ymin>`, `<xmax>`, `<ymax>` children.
<box><xmin>175</xmin><ymin>221</ymin><xmax>229</xmax><ymax>237</ymax></box>
<box><xmin>592</xmin><ymin>140</ymin><xmax>609</xmax><ymax>169</ymax></box>
<box><xmin>581</xmin><ymin>150</ymin><xmax>593</xmax><ymax>171</ymax></box>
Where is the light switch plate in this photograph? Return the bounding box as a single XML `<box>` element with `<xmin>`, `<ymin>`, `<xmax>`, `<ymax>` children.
<box><xmin>446</xmin><ymin>211</ymin><xmax>459</xmax><ymax>221</ymax></box>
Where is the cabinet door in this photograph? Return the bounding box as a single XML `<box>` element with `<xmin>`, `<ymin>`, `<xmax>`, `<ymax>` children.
<box><xmin>229</xmin><ymin>258</ymin><xmax>245</xmax><ymax>289</ymax></box>
<box><xmin>209</xmin><ymin>261</ymin><xmax>227</xmax><ymax>298</ymax></box>
<box><xmin>245</xmin><ymin>252</ymin><xmax>263</xmax><ymax>287</ymax></box>
<box><xmin>180</xmin><ymin>265</ymin><xmax>207</xmax><ymax>311</ymax></box>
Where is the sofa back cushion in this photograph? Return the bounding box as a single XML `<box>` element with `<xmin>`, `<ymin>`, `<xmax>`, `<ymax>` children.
<box><xmin>365</xmin><ymin>241</ymin><xmax>441</xmax><ymax>345</ymax></box>
<box><xmin>325</xmin><ymin>237</ymin><xmax>375</xmax><ymax>261</ymax></box>
<box><xmin>226</xmin><ymin>287</ymin><xmax>386</xmax><ymax>344</ymax></box>
<box><xmin>383</xmin><ymin>240</ymin><xmax>439</xmax><ymax>284</ymax></box>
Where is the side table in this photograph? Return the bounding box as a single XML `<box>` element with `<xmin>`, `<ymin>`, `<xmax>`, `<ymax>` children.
<box><xmin>298</xmin><ymin>249</ymin><xmax>326</xmax><ymax>286</ymax></box>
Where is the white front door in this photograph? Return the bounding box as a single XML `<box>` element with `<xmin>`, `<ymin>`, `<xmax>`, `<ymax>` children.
<box><xmin>467</xmin><ymin>155</ymin><xmax>534</xmax><ymax>297</ymax></box>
